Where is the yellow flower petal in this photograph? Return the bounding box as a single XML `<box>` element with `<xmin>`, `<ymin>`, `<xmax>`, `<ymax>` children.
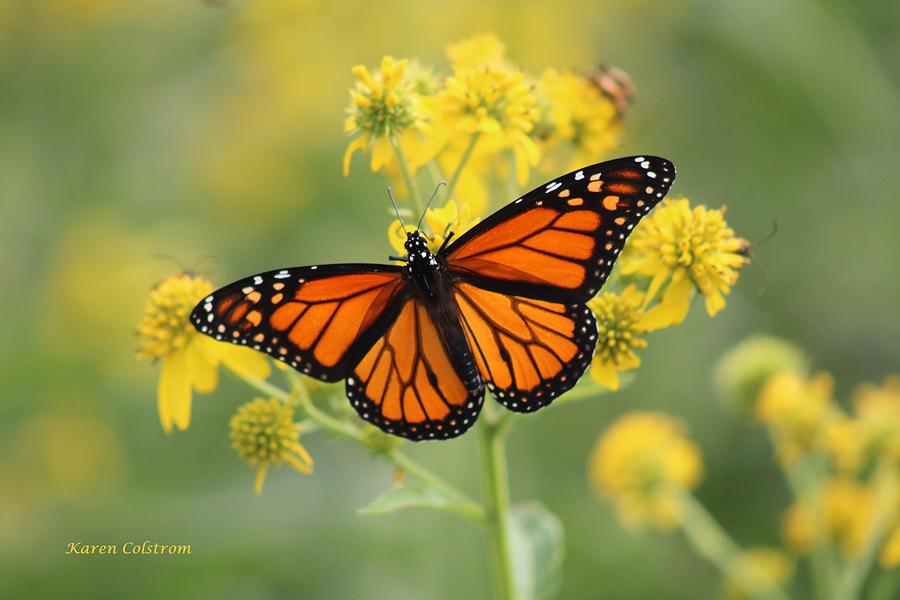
<box><xmin>591</xmin><ymin>360</ymin><xmax>620</xmax><ymax>390</ymax></box>
<box><xmin>641</xmin><ymin>269</ymin><xmax>694</xmax><ymax>330</ymax></box>
<box><xmin>254</xmin><ymin>463</ymin><xmax>267</xmax><ymax>496</ymax></box>
<box><xmin>704</xmin><ymin>289</ymin><xmax>727</xmax><ymax>317</ymax></box>
<box><xmin>369</xmin><ymin>137</ymin><xmax>394</xmax><ymax>173</ymax></box>
<box><xmin>219</xmin><ymin>344</ymin><xmax>271</xmax><ymax>381</ymax></box>
<box><xmin>159</xmin><ymin>349</ymin><xmax>192</xmax><ymax>432</ymax></box>
<box><xmin>342</xmin><ymin>137</ymin><xmax>367</xmax><ymax>176</ymax></box>
<box><xmin>186</xmin><ymin>337</ymin><xmax>218</xmax><ymax>394</ymax></box>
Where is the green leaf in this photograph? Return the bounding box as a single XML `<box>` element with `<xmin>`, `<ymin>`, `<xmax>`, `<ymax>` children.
<box><xmin>510</xmin><ymin>502</ymin><xmax>565</xmax><ymax>600</ymax></box>
<box><xmin>357</xmin><ymin>479</ymin><xmax>459</xmax><ymax>516</ymax></box>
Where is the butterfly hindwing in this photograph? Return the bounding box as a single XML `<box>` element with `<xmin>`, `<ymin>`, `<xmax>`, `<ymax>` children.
<box><xmin>347</xmin><ymin>297</ymin><xmax>484</xmax><ymax>441</ymax></box>
<box><xmin>445</xmin><ymin>155</ymin><xmax>675</xmax><ymax>304</ymax></box>
<box><xmin>454</xmin><ymin>283</ymin><xmax>596</xmax><ymax>412</ymax></box>
<box><xmin>190</xmin><ymin>264</ymin><xmax>406</xmax><ymax>382</ymax></box>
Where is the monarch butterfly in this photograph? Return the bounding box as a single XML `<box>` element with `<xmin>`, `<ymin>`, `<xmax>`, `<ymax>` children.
<box><xmin>191</xmin><ymin>155</ymin><xmax>675</xmax><ymax>441</ymax></box>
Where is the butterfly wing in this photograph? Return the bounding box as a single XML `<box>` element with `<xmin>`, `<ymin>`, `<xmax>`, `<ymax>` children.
<box><xmin>444</xmin><ymin>155</ymin><xmax>675</xmax><ymax>411</ymax></box>
<box><xmin>454</xmin><ymin>283</ymin><xmax>596</xmax><ymax>412</ymax></box>
<box><xmin>444</xmin><ymin>155</ymin><xmax>675</xmax><ymax>304</ymax></box>
<box><xmin>347</xmin><ymin>297</ymin><xmax>484</xmax><ymax>441</ymax></box>
<box><xmin>190</xmin><ymin>264</ymin><xmax>406</xmax><ymax>382</ymax></box>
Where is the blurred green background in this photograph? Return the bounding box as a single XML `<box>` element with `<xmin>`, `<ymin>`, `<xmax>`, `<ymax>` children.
<box><xmin>1</xmin><ymin>0</ymin><xmax>898</xmax><ymax>598</ymax></box>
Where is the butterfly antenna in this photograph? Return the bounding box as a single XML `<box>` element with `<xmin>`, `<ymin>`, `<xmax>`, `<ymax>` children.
<box><xmin>190</xmin><ymin>255</ymin><xmax>220</xmax><ymax>277</ymax></box>
<box><xmin>753</xmin><ymin>220</ymin><xmax>778</xmax><ymax>247</ymax></box>
<box><xmin>738</xmin><ymin>221</ymin><xmax>777</xmax><ymax>296</ymax></box>
<box><xmin>417</xmin><ymin>180</ymin><xmax>446</xmax><ymax>231</ymax></box>
<box><xmin>152</xmin><ymin>252</ymin><xmax>187</xmax><ymax>271</ymax></box>
<box><xmin>750</xmin><ymin>250</ymin><xmax>771</xmax><ymax>296</ymax></box>
<box><xmin>386</xmin><ymin>186</ymin><xmax>407</xmax><ymax>230</ymax></box>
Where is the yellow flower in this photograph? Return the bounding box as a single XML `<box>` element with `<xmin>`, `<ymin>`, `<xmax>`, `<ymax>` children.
<box><xmin>823</xmin><ymin>376</ymin><xmax>900</xmax><ymax>472</ymax></box>
<box><xmin>853</xmin><ymin>376</ymin><xmax>900</xmax><ymax>463</ymax></box>
<box><xmin>446</xmin><ymin>32</ymin><xmax>508</xmax><ymax>68</ymax></box>
<box><xmin>782</xmin><ymin>477</ymin><xmax>874</xmax><ymax>558</ymax></box>
<box><xmin>427</xmin><ymin>64</ymin><xmax>540</xmax><ymax>186</ymax></box>
<box><xmin>755</xmin><ymin>371</ymin><xmax>837</xmax><ymax>466</ymax></box>
<box><xmin>590</xmin><ymin>412</ymin><xmax>703</xmax><ymax>530</ymax></box>
<box><xmin>343</xmin><ymin>56</ymin><xmax>432</xmax><ymax>176</ymax></box>
<box><xmin>136</xmin><ymin>274</ymin><xmax>270</xmax><ymax>433</ymax></box>
<box><xmin>587</xmin><ymin>286</ymin><xmax>664</xmax><ymax>391</ymax></box>
<box><xmin>538</xmin><ymin>68</ymin><xmax>621</xmax><ymax>170</ymax></box>
<box><xmin>621</xmin><ymin>198</ymin><xmax>749</xmax><ymax>328</ymax></box>
<box><xmin>722</xmin><ymin>548</ymin><xmax>793</xmax><ymax>600</ymax></box>
<box><xmin>714</xmin><ymin>336</ymin><xmax>810</xmax><ymax>416</ymax></box>
<box><xmin>881</xmin><ymin>524</ymin><xmax>900</xmax><ymax>567</ymax></box>
<box><xmin>230</xmin><ymin>397</ymin><xmax>313</xmax><ymax>495</ymax></box>
<box><xmin>387</xmin><ymin>199</ymin><xmax>480</xmax><ymax>256</ymax></box>
<box><xmin>823</xmin><ymin>415</ymin><xmax>868</xmax><ymax>473</ymax></box>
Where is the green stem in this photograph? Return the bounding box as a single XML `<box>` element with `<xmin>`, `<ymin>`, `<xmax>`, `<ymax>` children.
<box><xmin>479</xmin><ymin>402</ymin><xmax>518</xmax><ymax>600</ymax></box>
<box><xmin>389</xmin><ymin>450</ymin><xmax>485</xmax><ymax>522</ymax></box>
<box><xmin>839</xmin><ymin>462</ymin><xmax>898</xmax><ymax>599</ymax></box>
<box><xmin>389</xmin><ymin>135</ymin><xmax>424</xmax><ymax>221</ymax></box>
<box><xmin>866</xmin><ymin>570</ymin><xmax>900</xmax><ymax>600</ymax></box>
<box><xmin>228</xmin><ymin>368</ymin><xmax>484</xmax><ymax>521</ymax></box>
<box><xmin>786</xmin><ymin>458</ymin><xmax>839</xmax><ymax>600</ymax></box>
<box><xmin>445</xmin><ymin>133</ymin><xmax>480</xmax><ymax>202</ymax></box>
<box><xmin>556</xmin><ymin>382</ymin><xmax>610</xmax><ymax>405</ymax></box>
<box><xmin>680</xmin><ymin>493</ymin><xmax>791</xmax><ymax>600</ymax></box>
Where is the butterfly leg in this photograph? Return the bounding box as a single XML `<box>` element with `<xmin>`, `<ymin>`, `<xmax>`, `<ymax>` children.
<box><xmin>436</xmin><ymin>231</ymin><xmax>455</xmax><ymax>254</ymax></box>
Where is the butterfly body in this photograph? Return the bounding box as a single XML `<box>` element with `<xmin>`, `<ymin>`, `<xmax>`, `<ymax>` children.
<box><xmin>192</xmin><ymin>155</ymin><xmax>675</xmax><ymax>441</ymax></box>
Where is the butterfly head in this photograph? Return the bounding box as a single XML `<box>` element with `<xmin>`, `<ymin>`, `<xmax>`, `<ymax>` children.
<box><xmin>403</xmin><ymin>231</ymin><xmax>438</xmax><ymax>274</ymax></box>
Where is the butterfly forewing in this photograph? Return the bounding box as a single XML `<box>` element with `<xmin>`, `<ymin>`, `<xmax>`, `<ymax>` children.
<box><xmin>190</xmin><ymin>264</ymin><xmax>406</xmax><ymax>381</ymax></box>
<box><xmin>444</xmin><ymin>155</ymin><xmax>675</xmax><ymax>412</ymax></box>
<box><xmin>445</xmin><ymin>155</ymin><xmax>675</xmax><ymax>304</ymax></box>
<box><xmin>347</xmin><ymin>298</ymin><xmax>484</xmax><ymax>440</ymax></box>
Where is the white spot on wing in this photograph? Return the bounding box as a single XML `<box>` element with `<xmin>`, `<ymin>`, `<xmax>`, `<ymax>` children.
<box><xmin>546</xmin><ymin>181</ymin><xmax>562</xmax><ymax>193</ymax></box>
<box><xmin>574</xmin><ymin>170</ymin><xmax>584</xmax><ymax>180</ymax></box>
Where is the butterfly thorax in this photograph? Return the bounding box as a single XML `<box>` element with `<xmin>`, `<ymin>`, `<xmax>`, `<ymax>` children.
<box><xmin>403</xmin><ymin>231</ymin><xmax>447</xmax><ymax>298</ymax></box>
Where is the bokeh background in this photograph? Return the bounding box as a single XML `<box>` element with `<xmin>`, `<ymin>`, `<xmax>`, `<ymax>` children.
<box><xmin>2</xmin><ymin>0</ymin><xmax>899</xmax><ymax>598</ymax></box>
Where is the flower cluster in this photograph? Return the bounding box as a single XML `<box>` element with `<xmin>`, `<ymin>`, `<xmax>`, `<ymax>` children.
<box><xmin>230</xmin><ymin>397</ymin><xmax>313</xmax><ymax>495</ymax></box>
<box><xmin>724</xmin><ymin>339</ymin><xmax>899</xmax><ymax>590</ymax></box>
<box><xmin>344</xmin><ymin>33</ymin><xmax>748</xmax><ymax>393</ymax></box>
<box><xmin>136</xmin><ymin>273</ymin><xmax>269</xmax><ymax>433</ymax></box>
<box><xmin>592</xmin><ymin>338</ymin><xmax>899</xmax><ymax>599</ymax></box>
<box><xmin>620</xmin><ymin>198</ymin><xmax>750</xmax><ymax>327</ymax></box>
<box><xmin>590</xmin><ymin>412</ymin><xmax>703</xmax><ymax>529</ymax></box>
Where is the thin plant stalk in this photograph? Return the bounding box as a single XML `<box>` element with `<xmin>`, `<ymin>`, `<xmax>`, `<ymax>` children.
<box><xmin>679</xmin><ymin>493</ymin><xmax>791</xmax><ymax>600</ymax></box>
<box><xmin>838</xmin><ymin>462</ymin><xmax>898</xmax><ymax>600</ymax></box>
<box><xmin>389</xmin><ymin>135</ymin><xmax>425</xmax><ymax>220</ymax></box>
<box><xmin>227</xmin><ymin>366</ymin><xmax>485</xmax><ymax>522</ymax></box>
<box><xmin>445</xmin><ymin>133</ymin><xmax>480</xmax><ymax>202</ymax></box>
<box><xmin>479</xmin><ymin>401</ymin><xmax>519</xmax><ymax>600</ymax></box>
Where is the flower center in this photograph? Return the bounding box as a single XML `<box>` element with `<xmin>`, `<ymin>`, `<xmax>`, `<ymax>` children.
<box><xmin>592</xmin><ymin>296</ymin><xmax>646</xmax><ymax>365</ymax></box>
<box><xmin>136</xmin><ymin>274</ymin><xmax>212</xmax><ymax>359</ymax></box>
<box><xmin>230</xmin><ymin>398</ymin><xmax>301</xmax><ymax>466</ymax></box>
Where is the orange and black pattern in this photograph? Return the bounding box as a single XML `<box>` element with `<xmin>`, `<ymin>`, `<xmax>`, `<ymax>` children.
<box><xmin>347</xmin><ymin>298</ymin><xmax>483</xmax><ymax>440</ymax></box>
<box><xmin>191</xmin><ymin>156</ymin><xmax>676</xmax><ymax>441</ymax></box>
<box><xmin>446</xmin><ymin>155</ymin><xmax>675</xmax><ymax>304</ymax></box>
<box><xmin>454</xmin><ymin>284</ymin><xmax>596</xmax><ymax>412</ymax></box>
<box><xmin>190</xmin><ymin>264</ymin><xmax>406</xmax><ymax>381</ymax></box>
